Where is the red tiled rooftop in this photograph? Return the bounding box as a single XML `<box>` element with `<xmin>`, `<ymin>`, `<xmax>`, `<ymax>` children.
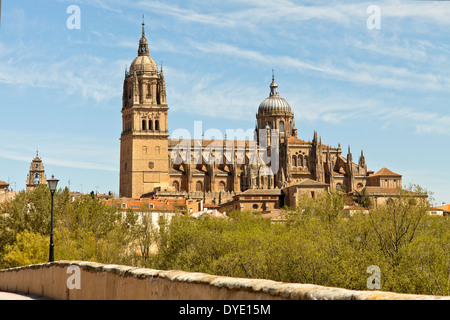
<box><xmin>372</xmin><ymin>167</ymin><xmax>402</xmax><ymax>177</ymax></box>
<box><xmin>432</xmin><ymin>204</ymin><xmax>450</xmax><ymax>212</ymax></box>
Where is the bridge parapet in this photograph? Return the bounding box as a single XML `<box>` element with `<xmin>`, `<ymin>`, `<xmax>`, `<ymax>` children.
<box><xmin>0</xmin><ymin>261</ymin><xmax>448</xmax><ymax>300</ymax></box>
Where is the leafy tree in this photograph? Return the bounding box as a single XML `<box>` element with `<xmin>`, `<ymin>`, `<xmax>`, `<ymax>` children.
<box><xmin>353</xmin><ymin>187</ymin><xmax>372</xmax><ymax>208</ymax></box>
<box><xmin>1</xmin><ymin>230</ymin><xmax>49</xmax><ymax>268</ymax></box>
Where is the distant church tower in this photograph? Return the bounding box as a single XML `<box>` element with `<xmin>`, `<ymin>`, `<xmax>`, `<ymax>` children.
<box><xmin>26</xmin><ymin>151</ymin><xmax>47</xmax><ymax>192</ymax></box>
<box><xmin>119</xmin><ymin>20</ymin><xmax>170</xmax><ymax>198</ymax></box>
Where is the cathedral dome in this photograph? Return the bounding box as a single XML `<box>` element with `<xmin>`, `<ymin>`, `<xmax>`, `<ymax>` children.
<box><xmin>258</xmin><ymin>76</ymin><xmax>292</xmax><ymax>115</ymax></box>
<box><xmin>129</xmin><ymin>55</ymin><xmax>158</xmax><ymax>74</ymax></box>
<box><xmin>258</xmin><ymin>96</ymin><xmax>291</xmax><ymax>114</ymax></box>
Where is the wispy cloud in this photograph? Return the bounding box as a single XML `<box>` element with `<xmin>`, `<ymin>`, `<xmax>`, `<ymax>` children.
<box><xmin>165</xmin><ymin>66</ymin><xmax>260</xmax><ymax>120</ymax></box>
<box><xmin>190</xmin><ymin>40</ymin><xmax>450</xmax><ymax>92</ymax></box>
<box><xmin>0</xmin><ymin>129</ymin><xmax>118</xmax><ymax>172</ymax></box>
<box><xmin>0</xmin><ymin>44</ymin><xmax>123</xmax><ymax>103</ymax></box>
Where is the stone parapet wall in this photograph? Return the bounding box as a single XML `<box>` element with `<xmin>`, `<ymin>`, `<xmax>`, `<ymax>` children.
<box><xmin>0</xmin><ymin>261</ymin><xmax>448</xmax><ymax>300</ymax></box>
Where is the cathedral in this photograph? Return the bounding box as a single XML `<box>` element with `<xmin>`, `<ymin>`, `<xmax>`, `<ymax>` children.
<box><xmin>119</xmin><ymin>22</ymin><xmax>406</xmax><ymax>211</ymax></box>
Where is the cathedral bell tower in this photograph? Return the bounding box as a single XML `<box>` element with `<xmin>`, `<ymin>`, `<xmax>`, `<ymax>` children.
<box><xmin>120</xmin><ymin>20</ymin><xmax>169</xmax><ymax>198</ymax></box>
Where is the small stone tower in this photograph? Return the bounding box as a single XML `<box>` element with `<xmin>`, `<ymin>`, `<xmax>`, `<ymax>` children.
<box><xmin>26</xmin><ymin>151</ymin><xmax>47</xmax><ymax>192</ymax></box>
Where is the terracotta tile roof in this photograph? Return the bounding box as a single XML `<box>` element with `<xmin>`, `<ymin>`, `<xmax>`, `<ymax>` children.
<box><xmin>237</xmin><ymin>189</ymin><xmax>283</xmax><ymax>196</ymax></box>
<box><xmin>0</xmin><ymin>180</ymin><xmax>9</xmax><ymax>187</ymax></box>
<box><xmin>287</xmin><ymin>137</ymin><xmax>310</xmax><ymax>144</ymax></box>
<box><xmin>365</xmin><ymin>186</ymin><xmax>402</xmax><ymax>194</ymax></box>
<box><xmin>291</xmin><ymin>179</ymin><xmax>329</xmax><ymax>187</ymax></box>
<box><xmin>432</xmin><ymin>204</ymin><xmax>450</xmax><ymax>212</ymax></box>
<box><xmin>372</xmin><ymin>167</ymin><xmax>402</xmax><ymax>177</ymax></box>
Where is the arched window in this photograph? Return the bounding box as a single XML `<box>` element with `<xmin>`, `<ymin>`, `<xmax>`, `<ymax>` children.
<box><xmin>195</xmin><ymin>181</ymin><xmax>203</xmax><ymax>192</ymax></box>
<box><xmin>149</xmin><ymin>120</ymin><xmax>153</xmax><ymax>131</ymax></box>
<box><xmin>219</xmin><ymin>181</ymin><xmax>226</xmax><ymax>192</ymax></box>
<box><xmin>142</xmin><ymin>120</ymin><xmax>147</xmax><ymax>130</ymax></box>
<box><xmin>172</xmin><ymin>181</ymin><xmax>179</xmax><ymax>192</ymax></box>
<box><xmin>279</xmin><ymin>121</ymin><xmax>285</xmax><ymax>132</ymax></box>
<box><xmin>299</xmin><ymin>154</ymin><xmax>304</xmax><ymax>167</ymax></box>
<box><xmin>34</xmin><ymin>173</ymin><xmax>40</xmax><ymax>184</ymax></box>
<box><xmin>292</xmin><ymin>155</ymin><xmax>297</xmax><ymax>167</ymax></box>
<box><xmin>155</xmin><ymin>120</ymin><xmax>160</xmax><ymax>131</ymax></box>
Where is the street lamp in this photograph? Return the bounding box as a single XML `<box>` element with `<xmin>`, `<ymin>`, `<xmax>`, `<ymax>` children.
<box><xmin>47</xmin><ymin>175</ymin><xmax>59</xmax><ymax>262</ymax></box>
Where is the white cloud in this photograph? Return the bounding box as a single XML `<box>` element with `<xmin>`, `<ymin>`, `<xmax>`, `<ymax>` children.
<box><xmin>0</xmin><ymin>46</ymin><xmax>123</xmax><ymax>103</ymax></box>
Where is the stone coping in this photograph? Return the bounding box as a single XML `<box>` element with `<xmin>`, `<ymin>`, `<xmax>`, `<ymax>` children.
<box><xmin>0</xmin><ymin>260</ymin><xmax>448</xmax><ymax>300</ymax></box>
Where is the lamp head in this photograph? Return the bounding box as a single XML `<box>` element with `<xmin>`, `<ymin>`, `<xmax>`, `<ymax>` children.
<box><xmin>47</xmin><ymin>175</ymin><xmax>59</xmax><ymax>192</ymax></box>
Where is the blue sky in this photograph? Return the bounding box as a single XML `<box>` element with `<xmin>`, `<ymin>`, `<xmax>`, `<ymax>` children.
<box><xmin>0</xmin><ymin>0</ymin><xmax>449</xmax><ymax>205</ymax></box>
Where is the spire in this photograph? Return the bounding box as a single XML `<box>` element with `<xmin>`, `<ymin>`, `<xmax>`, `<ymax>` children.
<box><xmin>347</xmin><ymin>145</ymin><xmax>353</xmax><ymax>162</ymax></box>
<box><xmin>359</xmin><ymin>149</ymin><xmax>366</xmax><ymax>168</ymax></box>
<box><xmin>269</xmin><ymin>70</ymin><xmax>279</xmax><ymax>97</ymax></box>
<box><xmin>313</xmin><ymin>130</ymin><xmax>318</xmax><ymax>143</ymax></box>
<box><xmin>138</xmin><ymin>16</ymin><xmax>149</xmax><ymax>57</ymax></box>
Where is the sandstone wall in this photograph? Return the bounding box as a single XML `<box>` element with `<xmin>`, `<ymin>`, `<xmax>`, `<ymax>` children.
<box><xmin>0</xmin><ymin>261</ymin><xmax>448</xmax><ymax>300</ymax></box>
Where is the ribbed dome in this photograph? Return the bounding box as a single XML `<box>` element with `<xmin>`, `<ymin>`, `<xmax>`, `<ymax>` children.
<box><xmin>258</xmin><ymin>77</ymin><xmax>292</xmax><ymax>114</ymax></box>
<box><xmin>258</xmin><ymin>96</ymin><xmax>292</xmax><ymax>114</ymax></box>
<box><xmin>129</xmin><ymin>55</ymin><xmax>158</xmax><ymax>74</ymax></box>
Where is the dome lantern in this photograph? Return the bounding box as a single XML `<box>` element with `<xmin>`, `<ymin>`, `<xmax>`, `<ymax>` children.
<box><xmin>258</xmin><ymin>73</ymin><xmax>292</xmax><ymax>115</ymax></box>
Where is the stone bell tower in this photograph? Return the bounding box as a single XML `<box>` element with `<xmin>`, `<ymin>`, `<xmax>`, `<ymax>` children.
<box><xmin>26</xmin><ymin>151</ymin><xmax>47</xmax><ymax>192</ymax></box>
<box><xmin>119</xmin><ymin>20</ymin><xmax>170</xmax><ymax>198</ymax></box>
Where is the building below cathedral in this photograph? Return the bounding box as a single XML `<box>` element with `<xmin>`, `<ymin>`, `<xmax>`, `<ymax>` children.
<box><xmin>119</xmin><ymin>22</ymin><xmax>421</xmax><ymax>212</ymax></box>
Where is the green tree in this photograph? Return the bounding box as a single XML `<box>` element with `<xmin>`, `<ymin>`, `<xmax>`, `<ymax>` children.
<box><xmin>353</xmin><ymin>187</ymin><xmax>372</xmax><ymax>209</ymax></box>
<box><xmin>2</xmin><ymin>230</ymin><xmax>49</xmax><ymax>268</ymax></box>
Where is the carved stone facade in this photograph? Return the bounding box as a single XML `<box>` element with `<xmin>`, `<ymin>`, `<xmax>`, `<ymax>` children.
<box><xmin>119</xmin><ymin>23</ymin><xmax>407</xmax><ymax>210</ymax></box>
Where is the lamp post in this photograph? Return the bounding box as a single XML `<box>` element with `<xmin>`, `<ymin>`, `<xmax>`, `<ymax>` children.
<box><xmin>47</xmin><ymin>175</ymin><xmax>59</xmax><ymax>262</ymax></box>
